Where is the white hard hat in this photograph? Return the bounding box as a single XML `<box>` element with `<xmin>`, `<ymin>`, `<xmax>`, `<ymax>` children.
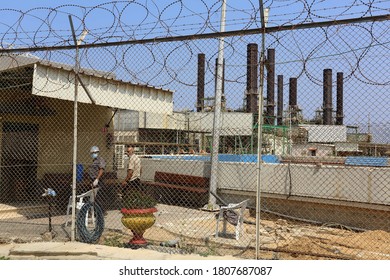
<box><xmin>90</xmin><ymin>146</ymin><xmax>100</xmax><ymax>153</ymax></box>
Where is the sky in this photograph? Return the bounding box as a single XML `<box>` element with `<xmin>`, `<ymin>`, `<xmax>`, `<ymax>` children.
<box><xmin>0</xmin><ymin>0</ymin><xmax>389</xmax><ymax>143</ymax></box>
<box><xmin>1</xmin><ymin>0</ymin><xmax>388</xmax><ymax>47</ymax></box>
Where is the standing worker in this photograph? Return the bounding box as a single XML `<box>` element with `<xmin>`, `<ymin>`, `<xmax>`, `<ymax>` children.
<box><xmin>88</xmin><ymin>146</ymin><xmax>107</xmax><ymax>213</ymax></box>
<box><xmin>121</xmin><ymin>146</ymin><xmax>142</xmax><ymax>195</ymax></box>
<box><xmin>89</xmin><ymin>146</ymin><xmax>106</xmax><ymax>188</ymax></box>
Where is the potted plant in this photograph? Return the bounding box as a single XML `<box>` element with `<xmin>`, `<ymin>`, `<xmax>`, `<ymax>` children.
<box><xmin>120</xmin><ymin>189</ymin><xmax>158</xmax><ymax>246</ymax></box>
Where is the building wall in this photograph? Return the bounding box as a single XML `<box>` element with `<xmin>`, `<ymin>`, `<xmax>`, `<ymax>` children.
<box><xmin>0</xmin><ymin>97</ymin><xmax>114</xmax><ymax>179</ymax></box>
<box><xmin>37</xmin><ymin>100</ymin><xmax>114</xmax><ymax>177</ymax></box>
<box><xmin>114</xmin><ymin>111</ymin><xmax>254</xmax><ymax>135</ymax></box>
<box><xmin>188</xmin><ymin>112</ymin><xmax>253</xmax><ymax>135</ymax></box>
<box><xmin>300</xmin><ymin>125</ymin><xmax>347</xmax><ymax>143</ymax></box>
<box><xmin>114</xmin><ymin>110</ymin><xmax>184</xmax><ymax>131</ymax></box>
<box><xmin>291</xmin><ymin>143</ymin><xmax>334</xmax><ymax>157</ymax></box>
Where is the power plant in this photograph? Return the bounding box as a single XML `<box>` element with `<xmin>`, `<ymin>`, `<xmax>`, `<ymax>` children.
<box><xmin>190</xmin><ymin>44</ymin><xmax>390</xmax><ymax>161</ymax></box>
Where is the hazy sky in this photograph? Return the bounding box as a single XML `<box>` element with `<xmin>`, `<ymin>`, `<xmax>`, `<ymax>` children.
<box><xmin>0</xmin><ymin>1</ymin><xmax>389</xmax><ymax>142</ymax></box>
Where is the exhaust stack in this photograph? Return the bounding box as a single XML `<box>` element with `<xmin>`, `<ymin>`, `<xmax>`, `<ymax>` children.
<box><xmin>336</xmin><ymin>72</ymin><xmax>344</xmax><ymax>125</ymax></box>
<box><xmin>323</xmin><ymin>69</ymin><xmax>333</xmax><ymax>125</ymax></box>
<box><xmin>197</xmin><ymin>53</ymin><xmax>205</xmax><ymax>112</ymax></box>
<box><xmin>266</xmin><ymin>48</ymin><xmax>275</xmax><ymax>124</ymax></box>
<box><xmin>246</xmin><ymin>43</ymin><xmax>258</xmax><ymax>113</ymax></box>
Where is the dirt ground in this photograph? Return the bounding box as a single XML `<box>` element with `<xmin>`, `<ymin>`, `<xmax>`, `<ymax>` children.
<box><xmin>254</xmin><ymin>219</ymin><xmax>390</xmax><ymax>260</ymax></box>
<box><xmin>99</xmin><ymin>212</ymin><xmax>390</xmax><ymax>260</ymax></box>
<box><xmin>2</xmin><ymin>203</ymin><xmax>389</xmax><ymax>260</ymax></box>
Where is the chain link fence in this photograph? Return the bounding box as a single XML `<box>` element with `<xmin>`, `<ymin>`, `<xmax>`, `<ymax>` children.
<box><xmin>0</xmin><ymin>1</ymin><xmax>389</xmax><ymax>259</ymax></box>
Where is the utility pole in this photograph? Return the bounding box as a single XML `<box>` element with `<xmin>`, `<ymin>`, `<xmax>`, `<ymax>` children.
<box><xmin>209</xmin><ymin>0</ymin><xmax>227</xmax><ymax>208</ymax></box>
<box><xmin>256</xmin><ymin>0</ymin><xmax>269</xmax><ymax>260</ymax></box>
<box><xmin>69</xmin><ymin>16</ymin><xmax>89</xmax><ymax>241</ymax></box>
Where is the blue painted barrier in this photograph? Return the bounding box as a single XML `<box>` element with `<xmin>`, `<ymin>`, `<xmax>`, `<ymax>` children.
<box><xmin>345</xmin><ymin>156</ymin><xmax>388</xmax><ymax>167</ymax></box>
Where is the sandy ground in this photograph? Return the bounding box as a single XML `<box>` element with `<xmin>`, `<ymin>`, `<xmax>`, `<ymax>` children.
<box><xmin>1</xmin><ymin>203</ymin><xmax>390</xmax><ymax>260</ymax></box>
<box><xmin>99</xmin><ymin>207</ymin><xmax>390</xmax><ymax>260</ymax></box>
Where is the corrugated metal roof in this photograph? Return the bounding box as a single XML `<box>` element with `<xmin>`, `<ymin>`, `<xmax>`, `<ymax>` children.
<box><xmin>32</xmin><ymin>63</ymin><xmax>173</xmax><ymax>114</ymax></box>
<box><xmin>0</xmin><ymin>54</ymin><xmax>173</xmax><ymax>94</ymax></box>
<box><xmin>0</xmin><ymin>54</ymin><xmax>174</xmax><ymax>114</ymax></box>
<box><xmin>38</xmin><ymin>61</ymin><xmax>173</xmax><ymax>93</ymax></box>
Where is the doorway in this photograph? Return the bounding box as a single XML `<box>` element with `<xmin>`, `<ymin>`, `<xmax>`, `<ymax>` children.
<box><xmin>0</xmin><ymin>122</ymin><xmax>39</xmax><ymax>202</ymax></box>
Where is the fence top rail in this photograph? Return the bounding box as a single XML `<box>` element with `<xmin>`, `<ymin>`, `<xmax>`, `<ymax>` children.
<box><xmin>1</xmin><ymin>14</ymin><xmax>388</xmax><ymax>54</ymax></box>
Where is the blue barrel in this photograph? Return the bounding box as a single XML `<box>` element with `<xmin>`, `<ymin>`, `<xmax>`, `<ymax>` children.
<box><xmin>76</xmin><ymin>164</ymin><xmax>84</xmax><ymax>182</ymax></box>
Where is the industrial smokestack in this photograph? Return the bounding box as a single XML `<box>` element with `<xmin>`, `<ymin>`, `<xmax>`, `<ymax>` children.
<box><xmin>289</xmin><ymin>77</ymin><xmax>297</xmax><ymax>107</ymax></box>
<box><xmin>266</xmin><ymin>48</ymin><xmax>275</xmax><ymax>125</ymax></box>
<box><xmin>197</xmin><ymin>53</ymin><xmax>205</xmax><ymax>112</ymax></box>
<box><xmin>323</xmin><ymin>69</ymin><xmax>333</xmax><ymax>125</ymax></box>
<box><xmin>277</xmin><ymin>75</ymin><xmax>283</xmax><ymax>126</ymax></box>
<box><xmin>336</xmin><ymin>72</ymin><xmax>344</xmax><ymax>125</ymax></box>
<box><xmin>246</xmin><ymin>43</ymin><xmax>258</xmax><ymax>113</ymax></box>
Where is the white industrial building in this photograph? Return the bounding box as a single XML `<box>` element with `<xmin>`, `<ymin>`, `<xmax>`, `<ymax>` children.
<box><xmin>113</xmin><ymin>110</ymin><xmax>254</xmax><ymax>154</ymax></box>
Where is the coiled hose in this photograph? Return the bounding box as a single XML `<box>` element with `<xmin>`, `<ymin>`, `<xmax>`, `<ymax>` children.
<box><xmin>76</xmin><ymin>201</ymin><xmax>105</xmax><ymax>243</ymax></box>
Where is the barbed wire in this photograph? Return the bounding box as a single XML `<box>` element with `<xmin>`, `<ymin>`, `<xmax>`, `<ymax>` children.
<box><xmin>0</xmin><ymin>0</ymin><xmax>389</xmax><ymax>128</ymax></box>
<box><xmin>0</xmin><ymin>1</ymin><xmax>388</xmax><ymax>47</ymax></box>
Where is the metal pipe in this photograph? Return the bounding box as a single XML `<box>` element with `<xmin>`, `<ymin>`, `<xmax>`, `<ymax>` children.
<box><xmin>75</xmin><ymin>74</ymin><xmax>95</xmax><ymax>104</ymax></box>
<box><xmin>68</xmin><ymin>15</ymin><xmax>79</xmax><ymax>242</ymax></box>
<box><xmin>209</xmin><ymin>0</ymin><xmax>227</xmax><ymax>207</ymax></box>
<box><xmin>214</xmin><ymin>58</ymin><xmax>218</xmax><ymax>104</ymax></box>
<box><xmin>4</xmin><ymin>15</ymin><xmax>389</xmax><ymax>54</ymax></box>
<box><xmin>277</xmin><ymin>75</ymin><xmax>284</xmax><ymax>126</ymax></box>
<box><xmin>222</xmin><ymin>58</ymin><xmax>226</xmax><ymax>110</ymax></box>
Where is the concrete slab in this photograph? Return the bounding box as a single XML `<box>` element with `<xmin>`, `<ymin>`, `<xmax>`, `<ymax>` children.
<box><xmin>0</xmin><ymin>203</ymin><xmax>47</xmax><ymax>220</ymax></box>
<box><xmin>1</xmin><ymin>241</ymin><xmax>242</xmax><ymax>260</ymax></box>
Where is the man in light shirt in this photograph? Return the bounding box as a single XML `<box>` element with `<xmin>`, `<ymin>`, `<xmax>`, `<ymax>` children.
<box><xmin>121</xmin><ymin>146</ymin><xmax>141</xmax><ymax>191</ymax></box>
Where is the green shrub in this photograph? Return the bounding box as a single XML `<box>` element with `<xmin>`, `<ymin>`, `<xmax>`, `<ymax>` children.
<box><xmin>122</xmin><ymin>189</ymin><xmax>157</xmax><ymax>209</ymax></box>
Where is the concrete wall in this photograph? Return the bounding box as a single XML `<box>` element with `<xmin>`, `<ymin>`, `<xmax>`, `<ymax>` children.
<box><xmin>140</xmin><ymin>158</ymin><xmax>390</xmax><ymax>206</ymax></box>
<box><xmin>140</xmin><ymin>158</ymin><xmax>390</xmax><ymax>230</ymax></box>
<box><xmin>218</xmin><ymin>162</ymin><xmax>390</xmax><ymax>206</ymax></box>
